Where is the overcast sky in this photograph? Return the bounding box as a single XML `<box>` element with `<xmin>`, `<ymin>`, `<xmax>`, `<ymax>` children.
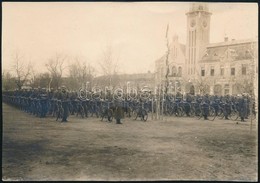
<box><xmin>2</xmin><ymin>2</ymin><xmax>258</xmax><ymax>76</ymax></box>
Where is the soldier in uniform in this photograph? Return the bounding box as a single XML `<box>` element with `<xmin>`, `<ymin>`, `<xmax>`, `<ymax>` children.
<box><xmin>38</xmin><ymin>88</ymin><xmax>48</xmax><ymax>118</ymax></box>
<box><xmin>201</xmin><ymin>95</ymin><xmax>209</xmax><ymax>120</ymax></box>
<box><xmin>59</xmin><ymin>86</ymin><xmax>70</xmax><ymax>122</ymax></box>
<box><xmin>238</xmin><ymin>94</ymin><xmax>248</xmax><ymax>122</ymax></box>
<box><xmin>223</xmin><ymin>95</ymin><xmax>231</xmax><ymax>120</ymax></box>
<box><xmin>184</xmin><ymin>93</ymin><xmax>192</xmax><ymax>116</ymax></box>
<box><xmin>114</xmin><ymin>99</ymin><xmax>124</xmax><ymax>124</ymax></box>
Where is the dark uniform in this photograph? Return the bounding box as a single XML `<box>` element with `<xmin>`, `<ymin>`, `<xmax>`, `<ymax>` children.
<box><xmin>114</xmin><ymin>100</ymin><xmax>124</xmax><ymax>124</ymax></box>
<box><xmin>59</xmin><ymin>86</ymin><xmax>70</xmax><ymax>122</ymax></box>
<box><xmin>184</xmin><ymin>93</ymin><xmax>192</xmax><ymax>116</ymax></box>
<box><xmin>238</xmin><ymin>95</ymin><xmax>248</xmax><ymax>122</ymax></box>
<box><xmin>223</xmin><ymin>96</ymin><xmax>231</xmax><ymax>120</ymax></box>
<box><xmin>201</xmin><ymin>95</ymin><xmax>210</xmax><ymax>120</ymax></box>
<box><xmin>38</xmin><ymin>89</ymin><xmax>48</xmax><ymax>118</ymax></box>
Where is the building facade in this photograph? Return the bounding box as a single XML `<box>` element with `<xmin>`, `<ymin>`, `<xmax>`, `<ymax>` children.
<box><xmin>155</xmin><ymin>3</ymin><xmax>258</xmax><ymax>97</ymax></box>
<box><xmin>198</xmin><ymin>38</ymin><xmax>258</xmax><ymax>96</ymax></box>
<box><xmin>155</xmin><ymin>35</ymin><xmax>186</xmax><ymax>94</ymax></box>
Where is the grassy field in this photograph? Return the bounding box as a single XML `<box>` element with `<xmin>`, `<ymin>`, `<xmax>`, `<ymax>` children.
<box><xmin>2</xmin><ymin>103</ymin><xmax>258</xmax><ymax>181</ymax></box>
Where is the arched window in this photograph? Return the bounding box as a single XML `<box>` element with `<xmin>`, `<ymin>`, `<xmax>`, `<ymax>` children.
<box><xmin>160</xmin><ymin>67</ymin><xmax>164</xmax><ymax>77</ymax></box>
<box><xmin>178</xmin><ymin>67</ymin><xmax>182</xmax><ymax>77</ymax></box>
<box><xmin>172</xmin><ymin>66</ymin><xmax>177</xmax><ymax>77</ymax></box>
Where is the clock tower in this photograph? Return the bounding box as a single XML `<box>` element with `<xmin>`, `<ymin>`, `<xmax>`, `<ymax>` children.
<box><xmin>185</xmin><ymin>3</ymin><xmax>211</xmax><ymax>77</ymax></box>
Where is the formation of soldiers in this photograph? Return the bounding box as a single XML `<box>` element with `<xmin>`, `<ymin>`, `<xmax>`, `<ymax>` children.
<box><xmin>2</xmin><ymin>86</ymin><xmax>256</xmax><ymax>123</ymax></box>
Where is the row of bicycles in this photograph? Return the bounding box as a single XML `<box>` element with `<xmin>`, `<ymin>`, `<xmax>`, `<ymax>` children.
<box><xmin>2</xmin><ymin>95</ymin><xmax>150</xmax><ymax>122</ymax></box>
<box><xmin>161</xmin><ymin>99</ymin><xmax>256</xmax><ymax>121</ymax></box>
<box><xmin>3</xmin><ymin>94</ymin><xmax>256</xmax><ymax>122</ymax></box>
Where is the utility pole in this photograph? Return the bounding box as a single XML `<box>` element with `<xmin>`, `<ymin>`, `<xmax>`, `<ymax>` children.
<box><xmin>162</xmin><ymin>23</ymin><xmax>171</xmax><ymax>121</ymax></box>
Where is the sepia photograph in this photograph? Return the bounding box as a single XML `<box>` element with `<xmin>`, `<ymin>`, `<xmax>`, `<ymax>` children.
<box><xmin>2</xmin><ymin>2</ymin><xmax>258</xmax><ymax>181</ymax></box>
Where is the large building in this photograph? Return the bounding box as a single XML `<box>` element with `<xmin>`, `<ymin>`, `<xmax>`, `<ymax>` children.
<box><xmin>155</xmin><ymin>3</ymin><xmax>258</xmax><ymax>97</ymax></box>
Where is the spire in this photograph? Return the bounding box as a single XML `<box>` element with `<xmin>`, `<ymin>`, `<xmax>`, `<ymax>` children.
<box><xmin>190</xmin><ymin>3</ymin><xmax>209</xmax><ymax>12</ymax></box>
<box><xmin>173</xmin><ymin>34</ymin><xmax>178</xmax><ymax>42</ymax></box>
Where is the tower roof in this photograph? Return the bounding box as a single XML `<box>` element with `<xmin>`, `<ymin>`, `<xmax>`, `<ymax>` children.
<box><xmin>186</xmin><ymin>3</ymin><xmax>211</xmax><ymax>15</ymax></box>
<box><xmin>190</xmin><ymin>3</ymin><xmax>209</xmax><ymax>12</ymax></box>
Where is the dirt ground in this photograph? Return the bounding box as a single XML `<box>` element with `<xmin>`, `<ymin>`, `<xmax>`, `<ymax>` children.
<box><xmin>2</xmin><ymin>103</ymin><xmax>258</xmax><ymax>181</ymax></box>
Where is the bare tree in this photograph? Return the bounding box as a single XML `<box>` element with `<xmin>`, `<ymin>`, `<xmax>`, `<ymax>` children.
<box><xmin>164</xmin><ymin>24</ymin><xmax>170</xmax><ymax>95</ymax></box>
<box><xmin>31</xmin><ymin>72</ymin><xmax>51</xmax><ymax>89</ymax></box>
<box><xmin>11</xmin><ymin>51</ymin><xmax>32</xmax><ymax>90</ymax></box>
<box><xmin>45</xmin><ymin>53</ymin><xmax>67</xmax><ymax>90</ymax></box>
<box><xmin>98</xmin><ymin>45</ymin><xmax>120</xmax><ymax>88</ymax></box>
<box><xmin>68</xmin><ymin>57</ymin><xmax>96</xmax><ymax>90</ymax></box>
<box><xmin>195</xmin><ymin>76</ymin><xmax>210</xmax><ymax>95</ymax></box>
<box><xmin>231</xmin><ymin>42</ymin><xmax>258</xmax><ymax>97</ymax></box>
<box><xmin>2</xmin><ymin>70</ymin><xmax>16</xmax><ymax>91</ymax></box>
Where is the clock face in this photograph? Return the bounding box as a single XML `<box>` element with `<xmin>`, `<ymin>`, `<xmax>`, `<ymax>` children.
<box><xmin>203</xmin><ymin>21</ymin><xmax>207</xmax><ymax>28</ymax></box>
<box><xmin>190</xmin><ymin>19</ymin><xmax>196</xmax><ymax>28</ymax></box>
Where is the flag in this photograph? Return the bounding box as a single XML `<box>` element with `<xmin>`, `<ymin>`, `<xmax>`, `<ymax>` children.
<box><xmin>165</xmin><ymin>23</ymin><xmax>169</xmax><ymax>38</ymax></box>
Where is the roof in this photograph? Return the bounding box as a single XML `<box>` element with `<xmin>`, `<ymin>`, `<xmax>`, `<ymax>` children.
<box><xmin>207</xmin><ymin>38</ymin><xmax>257</xmax><ymax>48</ymax></box>
<box><xmin>180</xmin><ymin>44</ymin><xmax>186</xmax><ymax>55</ymax></box>
<box><xmin>200</xmin><ymin>39</ymin><xmax>257</xmax><ymax>63</ymax></box>
<box><xmin>95</xmin><ymin>72</ymin><xmax>155</xmax><ymax>81</ymax></box>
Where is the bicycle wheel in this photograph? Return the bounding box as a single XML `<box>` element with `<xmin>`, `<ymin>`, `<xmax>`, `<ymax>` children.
<box><xmin>127</xmin><ymin>107</ymin><xmax>132</xmax><ymax>118</ymax></box>
<box><xmin>189</xmin><ymin>107</ymin><xmax>195</xmax><ymax>117</ymax></box>
<box><xmin>208</xmin><ymin>107</ymin><xmax>216</xmax><ymax>121</ymax></box>
<box><xmin>248</xmin><ymin>110</ymin><xmax>256</xmax><ymax>120</ymax></box>
<box><xmin>37</xmin><ymin>103</ymin><xmax>42</xmax><ymax>117</ymax></box>
<box><xmin>132</xmin><ymin>110</ymin><xmax>138</xmax><ymax>120</ymax></box>
<box><xmin>79</xmin><ymin>106</ymin><xmax>84</xmax><ymax>118</ymax></box>
<box><xmin>60</xmin><ymin>108</ymin><xmax>64</xmax><ymax>120</ymax></box>
<box><xmin>176</xmin><ymin>107</ymin><xmax>184</xmax><ymax>117</ymax></box>
<box><xmin>196</xmin><ymin>108</ymin><xmax>202</xmax><ymax>120</ymax></box>
<box><xmin>56</xmin><ymin>109</ymin><xmax>61</xmax><ymax>121</ymax></box>
<box><xmin>100</xmin><ymin>112</ymin><xmax>105</xmax><ymax>121</ymax></box>
<box><xmin>142</xmin><ymin>109</ymin><xmax>148</xmax><ymax>121</ymax></box>
<box><xmin>107</xmin><ymin>109</ymin><xmax>113</xmax><ymax>122</ymax></box>
<box><xmin>217</xmin><ymin>108</ymin><xmax>224</xmax><ymax>120</ymax></box>
<box><xmin>95</xmin><ymin>106</ymin><xmax>100</xmax><ymax>118</ymax></box>
<box><xmin>168</xmin><ymin>106</ymin><xmax>174</xmax><ymax>116</ymax></box>
<box><xmin>230</xmin><ymin>110</ymin><xmax>239</xmax><ymax>121</ymax></box>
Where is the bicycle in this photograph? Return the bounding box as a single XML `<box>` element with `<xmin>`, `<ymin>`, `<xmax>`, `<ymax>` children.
<box><xmin>196</xmin><ymin>103</ymin><xmax>216</xmax><ymax>121</ymax></box>
<box><xmin>75</xmin><ymin>100</ymin><xmax>85</xmax><ymax>118</ymax></box>
<box><xmin>100</xmin><ymin>101</ymin><xmax>114</xmax><ymax>122</ymax></box>
<box><xmin>132</xmin><ymin>103</ymin><xmax>148</xmax><ymax>121</ymax></box>
<box><xmin>55</xmin><ymin>100</ymin><xmax>64</xmax><ymax>121</ymax></box>
<box><xmin>229</xmin><ymin>103</ymin><xmax>240</xmax><ymax>121</ymax></box>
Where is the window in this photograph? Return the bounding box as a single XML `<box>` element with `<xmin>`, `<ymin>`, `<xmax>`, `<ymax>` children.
<box><xmin>161</xmin><ymin>67</ymin><xmax>164</xmax><ymax>77</ymax></box>
<box><xmin>224</xmin><ymin>89</ymin><xmax>229</xmax><ymax>95</ymax></box>
<box><xmin>178</xmin><ymin>67</ymin><xmax>182</xmax><ymax>77</ymax></box>
<box><xmin>210</xmin><ymin>66</ymin><xmax>214</xmax><ymax>76</ymax></box>
<box><xmin>201</xmin><ymin>67</ymin><xmax>205</xmax><ymax>76</ymax></box>
<box><xmin>225</xmin><ymin>84</ymin><xmax>229</xmax><ymax>88</ymax></box>
<box><xmin>242</xmin><ymin>64</ymin><xmax>247</xmax><ymax>75</ymax></box>
<box><xmin>224</xmin><ymin>84</ymin><xmax>229</xmax><ymax>95</ymax></box>
<box><xmin>220</xmin><ymin>67</ymin><xmax>224</xmax><ymax>76</ymax></box>
<box><xmin>231</xmin><ymin>68</ymin><xmax>235</xmax><ymax>76</ymax></box>
<box><xmin>172</xmin><ymin>66</ymin><xmax>177</xmax><ymax>77</ymax></box>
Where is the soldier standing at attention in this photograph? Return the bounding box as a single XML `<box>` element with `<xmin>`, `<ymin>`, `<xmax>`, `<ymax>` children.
<box><xmin>238</xmin><ymin>94</ymin><xmax>248</xmax><ymax>122</ymax></box>
<box><xmin>60</xmin><ymin>86</ymin><xmax>70</xmax><ymax>122</ymax></box>
<box><xmin>114</xmin><ymin>99</ymin><xmax>124</xmax><ymax>124</ymax></box>
<box><xmin>223</xmin><ymin>95</ymin><xmax>231</xmax><ymax>120</ymax></box>
<box><xmin>201</xmin><ymin>94</ymin><xmax>209</xmax><ymax>120</ymax></box>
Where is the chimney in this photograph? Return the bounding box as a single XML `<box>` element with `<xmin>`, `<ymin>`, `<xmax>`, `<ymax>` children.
<box><xmin>224</xmin><ymin>37</ymin><xmax>228</xmax><ymax>42</ymax></box>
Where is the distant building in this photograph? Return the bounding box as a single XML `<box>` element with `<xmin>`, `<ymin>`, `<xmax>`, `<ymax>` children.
<box><xmin>155</xmin><ymin>3</ymin><xmax>258</xmax><ymax>96</ymax></box>
<box><xmin>199</xmin><ymin>38</ymin><xmax>257</xmax><ymax>96</ymax></box>
<box><xmin>94</xmin><ymin>72</ymin><xmax>155</xmax><ymax>91</ymax></box>
<box><xmin>155</xmin><ymin>35</ymin><xmax>186</xmax><ymax>94</ymax></box>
